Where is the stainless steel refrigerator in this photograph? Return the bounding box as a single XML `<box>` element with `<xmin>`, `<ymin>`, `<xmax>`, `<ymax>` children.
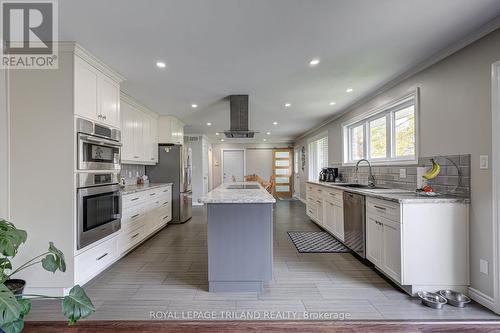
<box><xmin>146</xmin><ymin>144</ymin><xmax>192</xmax><ymax>223</ymax></box>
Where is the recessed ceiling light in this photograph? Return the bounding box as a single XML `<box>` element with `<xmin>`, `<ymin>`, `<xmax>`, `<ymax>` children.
<box><xmin>220</xmin><ymin>139</ymin><xmax>225</xmax><ymax>142</ymax></box>
<box><xmin>284</xmin><ymin>103</ymin><xmax>291</xmax><ymax>108</ymax></box>
<box><xmin>263</xmin><ymin>138</ymin><xmax>267</xmax><ymax>142</ymax></box>
<box><xmin>266</xmin><ymin>132</ymin><xmax>271</xmax><ymax>135</ymax></box>
<box><xmin>273</xmin><ymin>121</ymin><xmax>278</xmax><ymax>125</ymax></box>
<box><xmin>329</xmin><ymin>101</ymin><xmax>336</xmax><ymax>106</ymax></box>
<box><xmin>206</xmin><ymin>122</ymin><xmax>212</xmax><ymax>126</ymax></box>
<box><xmin>191</xmin><ymin>104</ymin><xmax>198</xmax><ymax>108</ymax></box>
<box><xmin>309</xmin><ymin>58</ymin><xmax>320</xmax><ymax>66</ymax></box>
<box><xmin>156</xmin><ymin>61</ymin><xmax>166</xmax><ymax>69</ymax></box>
<box><xmin>215</xmin><ymin>132</ymin><xmax>220</xmax><ymax>136</ymax></box>
<box><xmin>346</xmin><ymin>88</ymin><xmax>354</xmax><ymax>93</ymax></box>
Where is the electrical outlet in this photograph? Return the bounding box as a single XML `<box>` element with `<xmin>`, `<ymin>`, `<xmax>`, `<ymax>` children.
<box><xmin>399</xmin><ymin>168</ymin><xmax>407</xmax><ymax>179</ymax></box>
<box><xmin>480</xmin><ymin>155</ymin><xmax>489</xmax><ymax>169</ymax></box>
<box><xmin>480</xmin><ymin>259</ymin><xmax>489</xmax><ymax>275</ymax></box>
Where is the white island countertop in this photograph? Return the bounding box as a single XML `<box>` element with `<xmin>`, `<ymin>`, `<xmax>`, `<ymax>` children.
<box><xmin>200</xmin><ymin>182</ymin><xmax>276</xmax><ymax>204</ymax></box>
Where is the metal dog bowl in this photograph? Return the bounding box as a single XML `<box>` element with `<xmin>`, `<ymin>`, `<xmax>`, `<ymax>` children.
<box><xmin>417</xmin><ymin>291</ymin><xmax>447</xmax><ymax>309</ymax></box>
<box><xmin>438</xmin><ymin>290</ymin><xmax>471</xmax><ymax>308</ymax></box>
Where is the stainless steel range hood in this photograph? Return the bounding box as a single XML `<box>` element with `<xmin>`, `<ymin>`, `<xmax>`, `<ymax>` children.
<box><xmin>223</xmin><ymin>95</ymin><xmax>257</xmax><ymax>138</ymax></box>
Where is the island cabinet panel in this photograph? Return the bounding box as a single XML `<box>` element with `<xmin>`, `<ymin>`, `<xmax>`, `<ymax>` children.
<box><xmin>207</xmin><ymin>203</ymin><xmax>273</xmax><ymax>292</ymax></box>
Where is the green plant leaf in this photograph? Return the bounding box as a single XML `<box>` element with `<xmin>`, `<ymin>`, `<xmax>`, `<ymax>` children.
<box><xmin>17</xmin><ymin>299</ymin><xmax>30</xmax><ymax>317</ymax></box>
<box><xmin>61</xmin><ymin>285</ymin><xmax>95</xmax><ymax>325</ymax></box>
<box><xmin>41</xmin><ymin>255</ymin><xmax>57</xmax><ymax>273</ymax></box>
<box><xmin>0</xmin><ymin>284</ymin><xmax>21</xmax><ymax>326</ymax></box>
<box><xmin>0</xmin><ymin>317</ymin><xmax>24</xmax><ymax>333</ymax></box>
<box><xmin>0</xmin><ymin>220</ymin><xmax>27</xmax><ymax>257</ymax></box>
<box><xmin>41</xmin><ymin>242</ymin><xmax>66</xmax><ymax>273</ymax></box>
<box><xmin>0</xmin><ymin>258</ymin><xmax>11</xmax><ymax>283</ymax></box>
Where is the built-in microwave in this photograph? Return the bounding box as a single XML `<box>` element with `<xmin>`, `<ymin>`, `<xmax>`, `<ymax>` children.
<box><xmin>77</xmin><ymin>118</ymin><xmax>121</xmax><ymax>171</ymax></box>
<box><xmin>77</xmin><ymin>172</ymin><xmax>121</xmax><ymax>249</ymax></box>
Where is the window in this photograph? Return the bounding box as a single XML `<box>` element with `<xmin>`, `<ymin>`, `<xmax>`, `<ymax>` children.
<box><xmin>343</xmin><ymin>92</ymin><xmax>417</xmax><ymax>164</ymax></box>
<box><xmin>308</xmin><ymin>133</ymin><xmax>328</xmax><ymax>181</ymax></box>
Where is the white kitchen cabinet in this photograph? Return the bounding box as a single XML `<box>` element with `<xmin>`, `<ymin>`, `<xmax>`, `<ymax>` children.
<box><xmin>382</xmin><ymin>218</ymin><xmax>401</xmax><ymax>283</ymax></box>
<box><xmin>158</xmin><ymin>116</ymin><xmax>184</xmax><ymax>145</ymax></box>
<box><xmin>366</xmin><ymin>216</ymin><xmax>382</xmax><ymax>266</ymax></box>
<box><xmin>366</xmin><ymin>196</ymin><xmax>469</xmax><ymax>295</ymax></box>
<box><xmin>120</xmin><ymin>185</ymin><xmax>172</xmax><ymax>255</ymax></box>
<box><xmin>121</xmin><ymin>94</ymin><xmax>159</xmax><ymax>165</ymax></box>
<box><xmin>98</xmin><ymin>75</ymin><xmax>121</xmax><ymax>128</ymax></box>
<box><xmin>306</xmin><ymin>183</ymin><xmax>343</xmax><ymax>240</ymax></box>
<box><xmin>74</xmin><ymin>56</ymin><xmax>122</xmax><ymax>129</ymax></box>
<box><xmin>74</xmin><ymin>234</ymin><xmax>118</xmax><ymax>285</ymax></box>
<box><xmin>74</xmin><ymin>57</ymin><xmax>98</xmax><ymax>122</ymax></box>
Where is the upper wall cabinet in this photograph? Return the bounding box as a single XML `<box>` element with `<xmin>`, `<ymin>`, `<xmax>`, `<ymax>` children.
<box><xmin>121</xmin><ymin>94</ymin><xmax>159</xmax><ymax>165</ymax></box>
<box><xmin>158</xmin><ymin>116</ymin><xmax>184</xmax><ymax>145</ymax></box>
<box><xmin>74</xmin><ymin>50</ymin><xmax>123</xmax><ymax>129</ymax></box>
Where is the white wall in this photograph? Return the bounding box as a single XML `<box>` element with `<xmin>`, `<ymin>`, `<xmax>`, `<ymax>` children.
<box><xmin>8</xmin><ymin>51</ymin><xmax>75</xmax><ymax>294</ymax></box>
<box><xmin>295</xmin><ymin>28</ymin><xmax>500</xmax><ymax>299</ymax></box>
<box><xmin>211</xmin><ymin>142</ymin><xmax>291</xmax><ymax>188</ymax></box>
<box><xmin>0</xmin><ymin>69</ymin><xmax>7</xmax><ymax>219</ymax></box>
<box><xmin>189</xmin><ymin>135</ymin><xmax>210</xmax><ymax>204</ymax></box>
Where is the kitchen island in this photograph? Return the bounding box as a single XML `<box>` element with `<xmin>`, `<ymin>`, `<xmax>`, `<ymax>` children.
<box><xmin>200</xmin><ymin>182</ymin><xmax>276</xmax><ymax>292</ymax></box>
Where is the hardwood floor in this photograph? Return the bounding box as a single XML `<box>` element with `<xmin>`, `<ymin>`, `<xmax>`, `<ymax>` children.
<box><xmin>23</xmin><ymin>320</ymin><xmax>500</xmax><ymax>333</ymax></box>
<box><xmin>26</xmin><ymin>200</ymin><xmax>499</xmax><ymax>324</ymax></box>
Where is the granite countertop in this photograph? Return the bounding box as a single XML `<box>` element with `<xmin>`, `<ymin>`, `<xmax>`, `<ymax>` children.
<box><xmin>307</xmin><ymin>180</ymin><xmax>470</xmax><ymax>204</ymax></box>
<box><xmin>121</xmin><ymin>182</ymin><xmax>173</xmax><ymax>195</ymax></box>
<box><xmin>199</xmin><ymin>182</ymin><xmax>276</xmax><ymax>204</ymax></box>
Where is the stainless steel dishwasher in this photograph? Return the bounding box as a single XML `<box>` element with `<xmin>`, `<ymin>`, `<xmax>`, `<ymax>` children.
<box><xmin>343</xmin><ymin>192</ymin><xmax>366</xmax><ymax>258</ymax></box>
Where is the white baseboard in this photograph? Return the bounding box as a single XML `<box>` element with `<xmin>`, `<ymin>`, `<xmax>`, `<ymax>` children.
<box><xmin>468</xmin><ymin>287</ymin><xmax>496</xmax><ymax>312</ymax></box>
<box><xmin>192</xmin><ymin>202</ymin><xmax>204</xmax><ymax>206</ymax></box>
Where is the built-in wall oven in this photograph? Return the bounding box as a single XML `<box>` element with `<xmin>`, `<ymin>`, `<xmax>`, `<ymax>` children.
<box><xmin>77</xmin><ymin>118</ymin><xmax>121</xmax><ymax>171</ymax></box>
<box><xmin>77</xmin><ymin>172</ymin><xmax>122</xmax><ymax>249</ymax></box>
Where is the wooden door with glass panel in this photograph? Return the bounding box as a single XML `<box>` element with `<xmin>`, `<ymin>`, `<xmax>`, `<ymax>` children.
<box><xmin>272</xmin><ymin>149</ymin><xmax>293</xmax><ymax>198</ymax></box>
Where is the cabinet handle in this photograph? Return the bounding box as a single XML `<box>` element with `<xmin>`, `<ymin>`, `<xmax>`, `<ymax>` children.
<box><xmin>316</xmin><ymin>200</ymin><xmax>321</xmax><ymax>204</ymax></box>
<box><xmin>131</xmin><ymin>213</ymin><xmax>140</xmax><ymax>219</ymax></box>
<box><xmin>131</xmin><ymin>197</ymin><xmax>140</xmax><ymax>201</ymax></box>
<box><xmin>163</xmin><ymin>189</ymin><xmax>169</xmax><ymax>192</ymax></box>
<box><xmin>131</xmin><ymin>233</ymin><xmax>140</xmax><ymax>239</ymax></box>
<box><xmin>96</xmin><ymin>253</ymin><xmax>108</xmax><ymax>261</ymax></box>
<box><xmin>162</xmin><ymin>201</ymin><xmax>169</xmax><ymax>205</ymax></box>
<box><xmin>134</xmin><ymin>156</ymin><xmax>139</xmax><ymax>159</ymax></box>
<box><xmin>162</xmin><ymin>215</ymin><xmax>169</xmax><ymax>220</ymax></box>
<box><xmin>150</xmin><ymin>193</ymin><xmax>156</xmax><ymax>196</ymax></box>
<box><xmin>373</xmin><ymin>205</ymin><xmax>386</xmax><ymax>210</ymax></box>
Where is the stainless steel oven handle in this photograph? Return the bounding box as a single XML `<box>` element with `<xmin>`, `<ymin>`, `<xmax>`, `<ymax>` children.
<box><xmin>79</xmin><ymin>134</ymin><xmax>122</xmax><ymax>147</ymax></box>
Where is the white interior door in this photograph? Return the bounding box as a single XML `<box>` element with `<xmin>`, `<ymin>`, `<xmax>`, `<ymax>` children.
<box><xmin>223</xmin><ymin>150</ymin><xmax>244</xmax><ymax>183</ymax></box>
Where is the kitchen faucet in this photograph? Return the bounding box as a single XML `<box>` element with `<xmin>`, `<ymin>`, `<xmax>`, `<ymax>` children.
<box><xmin>355</xmin><ymin>159</ymin><xmax>376</xmax><ymax>187</ymax></box>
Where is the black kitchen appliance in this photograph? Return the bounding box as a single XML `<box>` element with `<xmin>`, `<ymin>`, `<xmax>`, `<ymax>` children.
<box><xmin>319</xmin><ymin>167</ymin><xmax>338</xmax><ymax>182</ymax></box>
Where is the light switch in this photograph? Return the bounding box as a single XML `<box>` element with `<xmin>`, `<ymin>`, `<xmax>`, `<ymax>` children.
<box><xmin>480</xmin><ymin>155</ymin><xmax>489</xmax><ymax>169</ymax></box>
<box><xmin>399</xmin><ymin>168</ymin><xmax>407</xmax><ymax>179</ymax></box>
<box><xmin>480</xmin><ymin>259</ymin><xmax>489</xmax><ymax>275</ymax></box>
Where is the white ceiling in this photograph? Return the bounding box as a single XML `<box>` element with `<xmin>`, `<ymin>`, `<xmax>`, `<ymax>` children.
<box><xmin>60</xmin><ymin>0</ymin><xmax>500</xmax><ymax>143</ymax></box>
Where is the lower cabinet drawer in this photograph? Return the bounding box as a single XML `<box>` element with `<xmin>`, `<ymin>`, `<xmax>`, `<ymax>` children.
<box><xmin>75</xmin><ymin>236</ymin><xmax>118</xmax><ymax>285</ymax></box>
<box><xmin>119</xmin><ymin>224</ymin><xmax>146</xmax><ymax>253</ymax></box>
<box><xmin>366</xmin><ymin>197</ymin><xmax>400</xmax><ymax>222</ymax></box>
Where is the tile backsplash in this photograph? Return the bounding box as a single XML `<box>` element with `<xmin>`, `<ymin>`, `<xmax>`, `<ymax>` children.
<box><xmin>335</xmin><ymin>154</ymin><xmax>471</xmax><ymax>198</ymax></box>
<box><xmin>121</xmin><ymin>164</ymin><xmax>146</xmax><ymax>185</ymax></box>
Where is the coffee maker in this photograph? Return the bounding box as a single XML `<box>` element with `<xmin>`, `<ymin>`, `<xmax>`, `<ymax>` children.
<box><xmin>319</xmin><ymin>167</ymin><xmax>338</xmax><ymax>182</ymax></box>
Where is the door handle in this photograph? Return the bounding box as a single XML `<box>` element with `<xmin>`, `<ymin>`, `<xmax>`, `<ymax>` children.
<box><xmin>373</xmin><ymin>205</ymin><xmax>386</xmax><ymax>210</ymax></box>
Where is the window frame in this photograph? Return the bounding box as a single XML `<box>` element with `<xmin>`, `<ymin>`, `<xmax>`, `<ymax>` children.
<box><xmin>307</xmin><ymin>131</ymin><xmax>329</xmax><ymax>181</ymax></box>
<box><xmin>342</xmin><ymin>89</ymin><xmax>419</xmax><ymax>166</ymax></box>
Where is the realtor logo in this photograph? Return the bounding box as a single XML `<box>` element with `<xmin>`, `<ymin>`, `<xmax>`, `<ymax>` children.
<box><xmin>1</xmin><ymin>0</ymin><xmax>58</xmax><ymax>68</ymax></box>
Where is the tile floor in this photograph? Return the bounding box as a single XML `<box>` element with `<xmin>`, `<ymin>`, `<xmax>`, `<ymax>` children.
<box><xmin>27</xmin><ymin>200</ymin><xmax>499</xmax><ymax>321</ymax></box>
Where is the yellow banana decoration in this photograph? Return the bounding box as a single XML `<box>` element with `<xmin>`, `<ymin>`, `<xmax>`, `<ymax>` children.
<box><xmin>423</xmin><ymin>159</ymin><xmax>441</xmax><ymax>180</ymax></box>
